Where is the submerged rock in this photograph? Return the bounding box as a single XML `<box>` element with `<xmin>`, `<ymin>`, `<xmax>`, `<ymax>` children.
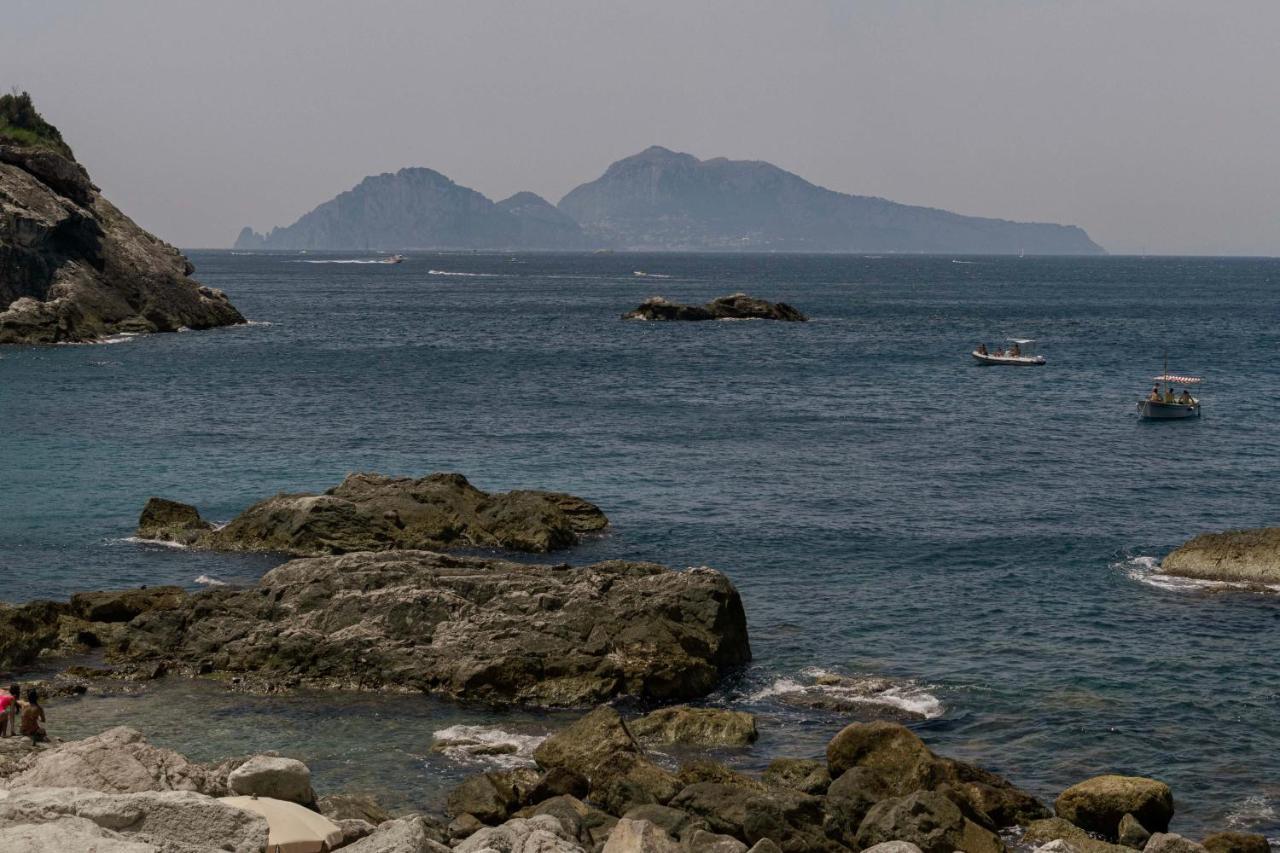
<box><xmin>0</xmin><ymin>92</ymin><xmax>244</xmax><ymax>344</ymax></box>
<box><xmin>137</xmin><ymin>471</ymin><xmax>609</xmax><ymax>555</ymax></box>
<box><xmin>1201</xmin><ymin>831</ymin><xmax>1272</xmax><ymax>853</ymax></box>
<box><xmin>1160</xmin><ymin>527</ymin><xmax>1280</xmax><ymax>584</ymax></box>
<box><xmin>108</xmin><ymin>552</ymin><xmax>751</xmax><ymax>705</ymax></box>
<box><xmin>622</xmin><ymin>294</ymin><xmax>807</xmax><ymax>322</ymax></box>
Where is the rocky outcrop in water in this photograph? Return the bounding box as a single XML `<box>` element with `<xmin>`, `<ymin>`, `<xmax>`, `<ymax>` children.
<box><xmin>138</xmin><ymin>471</ymin><xmax>609</xmax><ymax>555</ymax></box>
<box><xmin>107</xmin><ymin>551</ymin><xmax>750</xmax><ymax>705</ymax></box>
<box><xmin>1160</xmin><ymin>527</ymin><xmax>1280</xmax><ymax>584</ymax></box>
<box><xmin>623</xmin><ymin>294</ymin><xmax>807</xmax><ymax>322</ymax></box>
<box><xmin>0</xmin><ymin>93</ymin><xmax>244</xmax><ymax>343</ymax></box>
<box><xmin>559</xmin><ymin>145</ymin><xmax>1104</xmax><ymax>254</ymax></box>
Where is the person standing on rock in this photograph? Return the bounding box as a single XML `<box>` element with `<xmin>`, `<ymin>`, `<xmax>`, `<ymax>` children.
<box><xmin>0</xmin><ymin>685</ymin><xmax>16</xmax><ymax>737</ymax></box>
<box><xmin>19</xmin><ymin>689</ymin><xmax>46</xmax><ymax>745</ymax></box>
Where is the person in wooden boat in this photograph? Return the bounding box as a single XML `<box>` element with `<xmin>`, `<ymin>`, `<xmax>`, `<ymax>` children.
<box><xmin>1178</xmin><ymin>388</ymin><xmax>1194</xmax><ymax>404</ymax></box>
<box><xmin>1163</xmin><ymin>386</ymin><xmax>1176</xmax><ymax>403</ymax></box>
<box><xmin>1149</xmin><ymin>385</ymin><xmax>1162</xmax><ymax>402</ymax></box>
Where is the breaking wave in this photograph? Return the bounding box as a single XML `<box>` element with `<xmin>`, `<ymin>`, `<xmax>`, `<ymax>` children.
<box><xmin>1225</xmin><ymin>794</ymin><xmax>1277</xmax><ymax>831</ymax></box>
<box><xmin>1118</xmin><ymin>555</ymin><xmax>1280</xmax><ymax>594</ymax></box>
<box><xmin>117</xmin><ymin>536</ymin><xmax>189</xmax><ymax>550</ymax></box>
<box><xmin>748</xmin><ymin>667</ymin><xmax>945</xmax><ymax>720</ymax></box>
<box><xmin>431</xmin><ymin>725</ymin><xmax>546</xmax><ymax>769</ymax></box>
<box><xmin>194</xmin><ymin>575</ymin><xmax>227</xmax><ymax>586</ymax></box>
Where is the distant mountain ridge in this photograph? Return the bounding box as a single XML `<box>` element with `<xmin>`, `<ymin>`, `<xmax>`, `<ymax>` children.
<box><xmin>558</xmin><ymin>146</ymin><xmax>1102</xmax><ymax>254</ymax></box>
<box><xmin>236</xmin><ymin>148</ymin><xmax>1103</xmax><ymax>254</ymax></box>
<box><xmin>235</xmin><ymin>168</ymin><xmax>585</xmax><ymax>251</ymax></box>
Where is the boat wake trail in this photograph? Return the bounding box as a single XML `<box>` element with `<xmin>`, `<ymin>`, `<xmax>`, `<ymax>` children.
<box><xmin>1118</xmin><ymin>556</ymin><xmax>1280</xmax><ymax>594</ymax></box>
<box><xmin>294</xmin><ymin>259</ymin><xmax>388</xmax><ymax>264</ymax></box>
<box><xmin>431</xmin><ymin>725</ymin><xmax>546</xmax><ymax>769</ymax></box>
<box><xmin>427</xmin><ymin>270</ymin><xmax>499</xmax><ymax>277</ymax></box>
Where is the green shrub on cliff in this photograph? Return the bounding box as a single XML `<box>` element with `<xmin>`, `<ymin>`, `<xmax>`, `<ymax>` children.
<box><xmin>0</xmin><ymin>89</ymin><xmax>74</xmax><ymax>159</ymax></box>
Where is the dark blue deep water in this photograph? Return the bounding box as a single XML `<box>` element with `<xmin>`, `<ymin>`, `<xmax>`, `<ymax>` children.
<box><xmin>2</xmin><ymin>253</ymin><xmax>1278</xmax><ymax>839</ymax></box>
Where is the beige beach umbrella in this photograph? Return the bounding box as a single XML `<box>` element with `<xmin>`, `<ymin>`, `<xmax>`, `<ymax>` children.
<box><xmin>220</xmin><ymin>795</ymin><xmax>344</xmax><ymax>853</ymax></box>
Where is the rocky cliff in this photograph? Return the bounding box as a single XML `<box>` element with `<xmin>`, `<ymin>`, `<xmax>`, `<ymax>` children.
<box><xmin>559</xmin><ymin>146</ymin><xmax>1104</xmax><ymax>254</ymax></box>
<box><xmin>235</xmin><ymin>169</ymin><xmax>586</xmax><ymax>251</ymax></box>
<box><xmin>0</xmin><ymin>92</ymin><xmax>244</xmax><ymax>344</ymax></box>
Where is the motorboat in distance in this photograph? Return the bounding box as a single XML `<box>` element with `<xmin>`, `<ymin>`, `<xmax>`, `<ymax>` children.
<box><xmin>1138</xmin><ymin>373</ymin><xmax>1202</xmax><ymax>420</ymax></box>
<box><xmin>972</xmin><ymin>339</ymin><xmax>1046</xmax><ymax>366</ymax></box>
<box><xmin>381</xmin><ymin>254</ymin><xmax>407</xmax><ymax>264</ymax></box>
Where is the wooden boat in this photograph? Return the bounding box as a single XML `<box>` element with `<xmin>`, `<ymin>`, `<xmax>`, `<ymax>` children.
<box><xmin>1138</xmin><ymin>372</ymin><xmax>1202</xmax><ymax>420</ymax></box>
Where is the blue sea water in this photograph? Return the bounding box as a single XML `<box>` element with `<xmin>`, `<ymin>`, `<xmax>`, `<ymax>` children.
<box><xmin>1</xmin><ymin>252</ymin><xmax>1278</xmax><ymax>839</ymax></box>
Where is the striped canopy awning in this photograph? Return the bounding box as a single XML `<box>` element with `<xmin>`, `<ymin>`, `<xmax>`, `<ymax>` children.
<box><xmin>1153</xmin><ymin>374</ymin><xmax>1202</xmax><ymax>384</ymax></box>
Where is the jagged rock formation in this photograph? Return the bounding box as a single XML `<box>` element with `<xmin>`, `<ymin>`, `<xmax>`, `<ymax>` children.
<box><xmin>234</xmin><ymin>169</ymin><xmax>586</xmax><ymax>250</ymax></box>
<box><xmin>137</xmin><ymin>471</ymin><xmax>609</xmax><ymax>555</ymax></box>
<box><xmin>560</xmin><ymin>145</ymin><xmax>1104</xmax><ymax>254</ymax></box>
<box><xmin>623</xmin><ymin>294</ymin><xmax>807</xmax><ymax>322</ymax></box>
<box><xmin>0</xmin><ymin>92</ymin><xmax>244</xmax><ymax>343</ymax></box>
<box><xmin>106</xmin><ymin>552</ymin><xmax>751</xmax><ymax>705</ymax></box>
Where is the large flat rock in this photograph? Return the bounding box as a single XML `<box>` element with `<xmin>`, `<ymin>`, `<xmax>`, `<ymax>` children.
<box><xmin>1160</xmin><ymin>527</ymin><xmax>1280</xmax><ymax>584</ymax></box>
<box><xmin>109</xmin><ymin>551</ymin><xmax>751</xmax><ymax>706</ymax></box>
<box><xmin>138</xmin><ymin>471</ymin><xmax>608</xmax><ymax>555</ymax></box>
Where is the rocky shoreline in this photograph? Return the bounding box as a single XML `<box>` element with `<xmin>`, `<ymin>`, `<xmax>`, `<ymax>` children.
<box><xmin>0</xmin><ymin>713</ymin><xmax>1265</xmax><ymax>853</ymax></box>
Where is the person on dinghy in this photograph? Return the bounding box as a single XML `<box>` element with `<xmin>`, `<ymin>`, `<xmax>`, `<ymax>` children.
<box><xmin>1149</xmin><ymin>385</ymin><xmax>1162</xmax><ymax>402</ymax></box>
<box><xmin>1178</xmin><ymin>388</ymin><xmax>1194</xmax><ymax>404</ymax></box>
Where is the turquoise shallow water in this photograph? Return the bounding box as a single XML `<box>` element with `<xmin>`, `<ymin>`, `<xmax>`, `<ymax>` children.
<box><xmin>2</xmin><ymin>252</ymin><xmax>1278</xmax><ymax>839</ymax></box>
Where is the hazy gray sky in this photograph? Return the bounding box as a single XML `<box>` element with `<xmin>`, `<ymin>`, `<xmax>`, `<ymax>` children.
<box><xmin>4</xmin><ymin>1</ymin><xmax>1278</xmax><ymax>253</ymax></box>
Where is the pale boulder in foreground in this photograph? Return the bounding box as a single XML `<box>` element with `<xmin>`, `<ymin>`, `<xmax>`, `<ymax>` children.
<box><xmin>1161</xmin><ymin>527</ymin><xmax>1280</xmax><ymax>584</ymax></box>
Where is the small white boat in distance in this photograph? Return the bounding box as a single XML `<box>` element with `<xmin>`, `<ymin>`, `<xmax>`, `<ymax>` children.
<box><xmin>972</xmin><ymin>339</ymin><xmax>1046</xmax><ymax>366</ymax></box>
<box><xmin>1138</xmin><ymin>373</ymin><xmax>1202</xmax><ymax>420</ymax></box>
<box><xmin>381</xmin><ymin>254</ymin><xmax>407</xmax><ymax>264</ymax></box>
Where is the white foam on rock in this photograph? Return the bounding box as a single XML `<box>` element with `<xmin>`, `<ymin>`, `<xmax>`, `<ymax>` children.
<box><xmin>431</xmin><ymin>725</ymin><xmax>546</xmax><ymax>769</ymax></box>
<box><xmin>1119</xmin><ymin>555</ymin><xmax>1280</xmax><ymax>594</ymax></box>
<box><xmin>748</xmin><ymin>667</ymin><xmax>945</xmax><ymax>720</ymax></box>
<box><xmin>194</xmin><ymin>575</ymin><xmax>227</xmax><ymax>586</ymax></box>
<box><xmin>118</xmin><ymin>536</ymin><xmax>189</xmax><ymax>550</ymax></box>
